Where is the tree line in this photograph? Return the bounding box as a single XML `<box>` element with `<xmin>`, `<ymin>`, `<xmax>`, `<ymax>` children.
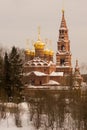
<box><xmin>27</xmin><ymin>90</ymin><xmax>87</xmax><ymax>130</ymax></box>
<box><xmin>0</xmin><ymin>46</ymin><xmax>23</xmax><ymax>102</ymax></box>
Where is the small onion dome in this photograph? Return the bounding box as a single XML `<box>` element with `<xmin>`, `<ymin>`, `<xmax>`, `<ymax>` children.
<box><xmin>49</xmin><ymin>50</ymin><xmax>54</xmax><ymax>56</ymax></box>
<box><xmin>25</xmin><ymin>49</ymin><xmax>31</xmax><ymax>55</ymax></box>
<box><xmin>34</xmin><ymin>40</ymin><xmax>45</xmax><ymax>49</ymax></box>
<box><xmin>30</xmin><ymin>50</ymin><xmax>35</xmax><ymax>56</ymax></box>
<box><xmin>44</xmin><ymin>49</ymin><xmax>50</xmax><ymax>55</ymax></box>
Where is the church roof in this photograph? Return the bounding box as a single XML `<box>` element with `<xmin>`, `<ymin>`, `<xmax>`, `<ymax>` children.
<box><xmin>43</xmin><ymin>80</ymin><xmax>60</xmax><ymax>86</ymax></box>
<box><xmin>24</xmin><ymin>57</ymin><xmax>55</xmax><ymax>67</ymax></box>
<box><xmin>50</xmin><ymin>71</ymin><xmax>63</xmax><ymax>76</ymax></box>
<box><xmin>33</xmin><ymin>71</ymin><xmax>47</xmax><ymax>76</ymax></box>
<box><xmin>56</xmin><ymin>66</ymin><xmax>72</xmax><ymax>68</ymax></box>
<box><xmin>23</xmin><ymin>71</ymin><xmax>47</xmax><ymax>76</ymax></box>
<box><xmin>60</xmin><ymin>10</ymin><xmax>67</xmax><ymax>29</ymax></box>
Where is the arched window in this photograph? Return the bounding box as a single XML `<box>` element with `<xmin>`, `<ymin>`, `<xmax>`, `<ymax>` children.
<box><xmin>62</xmin><ymin>30</ymin><xmax>64</xmax><ymax>34</ymax></box>
<box><xmin>31</xmin><ymin>63</ymin><xmax>35</xmax><ymax>66</ymax></box>
<box><xmin>44</xmin><ymin>63</ymin><xmax>48</xmax><ymax>66</ymax></box>
<box><xmin>61</xmin><ymin>45</ymin><xmax>65</xmax><ymax>51</ymax></box>
<box><xmin>60</xmin><ymin>59</ymin><xmax>65</xmax><ymax>66</ymax></box>
<box><xmin>61</xmin><ymin>36</ymin><xmax>64</xmax><ymax>39</ymax></box>
<box><xmin>37</xmin><ymin>63</ymin><xmax>42</xmax><ymax>66</ymax></box>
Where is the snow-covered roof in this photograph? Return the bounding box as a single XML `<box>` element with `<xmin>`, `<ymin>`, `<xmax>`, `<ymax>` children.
<box><xmin>24</xmin><ymin>57</ymin><xmax>55</xmax><ymax>67</ymax></box>
<box><xmin>26</xmin><ymin>84</ymin><xmax>70</xmax><ymax>90</ymax></box>
<box><xmin>27</xmin><ymin>84</ymin><xmax>49</xmax><ymax>89</ymax></box>
<box><xmin>60</xmin><ymin>27</ymin><xmax>67</xmax><ymax>30</ymax></box>
<box><xmin>43</xmin><ymin>80</ymin><xmax>60</xmax><ymax>86</ymax></box>
<box><xmin>56</xmin><ymin>66</ymin><xmax>71</xmax><ymax>68</ymax></box>
<box><xmin>56</xmin><ymin>51</ymin><xmax>72</xmax><ymax>55</ymax></box>
<box><xmin>50</xmin><ymin>71</ymin><xmax>63</xmax><ymax>76</ymax></box>
<box><xmin>49</xmin><ymin>86</ymin><xmax>69</xmax><ymax>90</ymax></box>
<box><xmin>33</xmin><ymin>71</ymin><xmax>47</xmax><ymax>76</ymax></box>
<box><xmin>23</xmin><ymin>71</ymin><xmax>47</xmax><ymax>76</ymax></box>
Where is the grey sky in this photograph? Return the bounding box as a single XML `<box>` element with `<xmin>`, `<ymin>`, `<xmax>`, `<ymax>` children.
<box><xmin>0</xmin><ymin>0</ymin><xmax>87</xmax><ymax>66</ymax></box>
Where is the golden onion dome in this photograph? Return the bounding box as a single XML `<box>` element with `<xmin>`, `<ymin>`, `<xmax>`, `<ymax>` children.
<box><xmin>34</xmin><ymin>26</ymin><xmax>45</xmax><ymax>49</ymax></box>
<box><xmin>49</xmin><ymin>50</ymin><xmax>54</xmax><ymax>56</ymax></box>
<box><xmin>25</xmin><ymin>49</ymin><xmax>31</xmax><ymax>55</ymax></box>
<box><xmin>34</xmin><ymin>40</ymin><xmax>45</xmax><ymax>49</ymax></box>
<box><xmin>30</xmin><ymin>50</ymin><xmax>35</xmax><ymax>56</ymax></box>
<box><xmin>44</xmin><ymin>49</ymin><xmax>54</xmax><ymax>56</ymax></box>
<box><xmin>44</xmin><ymin>49</ymin><xmax>50</xmax><ymax>55</ymax></box>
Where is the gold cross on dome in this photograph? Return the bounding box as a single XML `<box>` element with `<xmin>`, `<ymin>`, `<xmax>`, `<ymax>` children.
<box><xmin>62</xmin><ymin>0</ymin><xmax>65</xmax><ymax>12</ymax></box>
<box><xmin>38</xmin><ymin>26</ymin><xmax>41</xmax><ymax>40</ymax></box>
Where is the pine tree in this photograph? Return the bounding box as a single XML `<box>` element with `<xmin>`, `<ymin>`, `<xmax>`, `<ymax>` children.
<box><xmin>0</xmin><ymin>54</ymin><xmax>3</xmax><ymax>86</ymax></box>
<box><xmin>3</xmin><ymin>52</ymin><xmax>11</xmax><ymax>100</ymax></box>
<box><xmin>9</xmin><ymin>46</ymin><xmax>23</xmax><ymax>101</ymax></box>
<box><xmin>0</xmin><ymin>48</ymin><xmax>4</xmax><ymax>99</ymax></box>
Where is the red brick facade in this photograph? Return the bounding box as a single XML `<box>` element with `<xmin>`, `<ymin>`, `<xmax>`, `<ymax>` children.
<box><xmin>22</xmin><ymin>11</ymin><xmax>82</xmax><ymax>87</ymax></box>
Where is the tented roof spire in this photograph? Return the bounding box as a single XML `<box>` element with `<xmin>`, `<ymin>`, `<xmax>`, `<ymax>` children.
<box><xmin>60</xmin><ymin>10</ymin><xmax>67</xmax><ymax>28</ymax></box>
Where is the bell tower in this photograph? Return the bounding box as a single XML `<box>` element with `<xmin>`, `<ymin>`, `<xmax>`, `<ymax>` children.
<box><xmin>56</xmin><ymin>10</ymin><xmax>72</xmax><ymax>75</ymax></box>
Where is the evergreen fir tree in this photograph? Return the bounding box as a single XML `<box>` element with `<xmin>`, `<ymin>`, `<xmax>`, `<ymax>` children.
<box><xmin>0</xmin><ymin>52</ymin><xmax>3</xmax><ymax>99</ymax></box>
<box><xmin>9</xmin><ymin>46</ymin><xmax>23</xmax><ymax>102</ymax></box>
<box><xmin>3</xmin><ymin>52</ymin><xmax>11</xmax><ymax>100</ymax></box>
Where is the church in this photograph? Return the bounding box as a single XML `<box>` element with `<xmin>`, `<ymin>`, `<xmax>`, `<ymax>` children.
<box><xmin>22</xmin><ymin>10</ymin><xmax>83</xmax><ymax>88</ymax></box>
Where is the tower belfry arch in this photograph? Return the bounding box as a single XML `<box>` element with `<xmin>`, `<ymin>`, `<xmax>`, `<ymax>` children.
<box><xmin>56</xmin><ymin>10</ymin><xmax>72</xmax><ymax>75</ymax></box>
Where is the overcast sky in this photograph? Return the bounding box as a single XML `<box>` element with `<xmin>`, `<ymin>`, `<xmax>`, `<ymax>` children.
<box><xmin>0</xmin><ymin>0</ymin><xmax>87</xmax><ymax>66</ymax></box>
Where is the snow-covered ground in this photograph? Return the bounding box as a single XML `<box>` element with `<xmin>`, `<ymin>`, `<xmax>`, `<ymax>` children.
<box><xmin>0</xmin><ymin>102</ymin><xmax>35</xmax><ymax>130</ymax></box>
<box><xmin>0</xmin><ymin>102</ymin><xmax>81</xmax><ymax>130</ymax></box>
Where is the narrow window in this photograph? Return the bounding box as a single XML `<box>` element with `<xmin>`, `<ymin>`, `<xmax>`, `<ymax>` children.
<box><xmin>40</xmin><ymin>81</ymin><xmax>42</xmax><ymax>85</ymax></box>
<box><xmin>60</xmin><ymin>59</ymin><xmax>65</xmax><ymax>66</ymax></box>
<box><xmin>61</xmin><ymin>45</ymin><xmax>65</xmax><ymax>51</ymax></box>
